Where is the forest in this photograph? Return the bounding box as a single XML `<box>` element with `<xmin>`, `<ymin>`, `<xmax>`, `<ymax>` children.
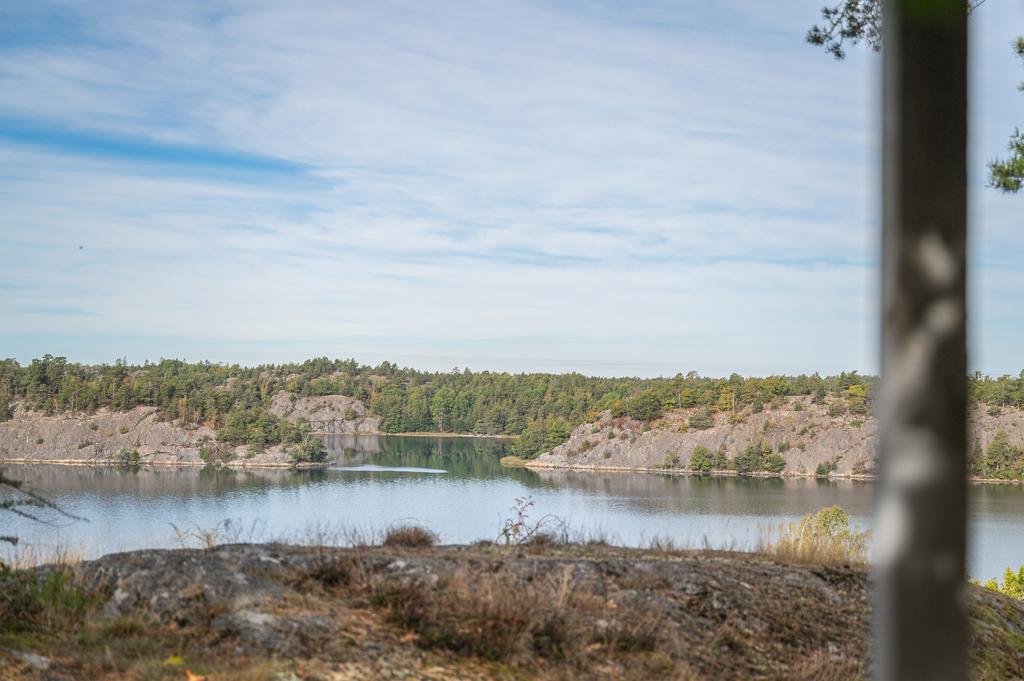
<box><xmin>0</xmin><ymin>356</ymin><xmax>1021</xmax><ymax>457</ymax></box>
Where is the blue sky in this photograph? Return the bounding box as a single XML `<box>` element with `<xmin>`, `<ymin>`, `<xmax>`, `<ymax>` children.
<box><xmin>0</xmin><ymin>0</ymin><xmax>1021</xmax><ymax>377</ymax></box>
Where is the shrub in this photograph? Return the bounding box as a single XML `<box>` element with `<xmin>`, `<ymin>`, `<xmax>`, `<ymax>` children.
<box><xmin>117</xmin><ymin>448</ymin><xmax>140</xmax><ymax>466</ymax></box>
<box><xmin>0</xmin><ymin>568</ymin><xmax>95</xmax><ymax>633</ymax></box>
<box><xmin>344</xmin><ymin>407</ymin><xmax>358</xmax><ymax>420</ymax></box>
<box><xmin>689</xmin><ymin>445</ymin><xmax>714</xmax><ymax>472</ymax></box>
<box><xmin>512</xmin><ymin>418</ymin><xmax>572</xmax><ymax>458</ymax></box>
<box><xmin>88</xmin><ymin>422</ymin><xmax>99</xmax><ymax>431</ymax></box>
<box><xmin>688</xmin><ymin>408</ymin><xmax>714</xmax><ymax>430</ymax></box>
<box><xmin>827</xmin><ymin>400</ymin><xmax>847</xmax><ymax>418</ymax></box>
<box><xmin>816</xmin><ymin>459</ymin><xmax>839</xmax><ymax>476</ymax></box>
<box><xmin>35</xmin><ymin>437</ymin><xmax>44</xmax><ymax>445</ymax></box>
<box><xmin>980</xmin><ymin>566</ymin><xmax>1024</xmax><ymax>600</ymax></box>
<box><xmin>988</xmin><ymin>404</ymin><xmax>1003</xmax><ymax>417</ymax></box>
<box><xmin>623</xmin><ymin>391</ymin><xmax>663</xmax><ymax>422</ymax></box>
<box><xmin>382</xmin><ymin>525</ymin><xmax>438</xmax><ymax>548</ymax></box>
<box><xmin>763</xmin><ymin>453</ymin><xmax>786</xmax><ymax>473</ymax></box>
<box><xmin>761</xmin><ymin>506</ymin><xmax>869</xmax><ymax>565</ymax></box>
<box><xmin>118</xmin><ymin>425</ymin><xmax>130</xmax><ymax>434</ymax></box>
<box><xmin>793</xmin><ymin>400</ymin><xmax>804</xmax><ymax>412</ymax></box>
<box><xmin>734</xmin><ymin>442</ymin><xmax>773</xmax><ymax>474</ymax></box>
<box><xmin>713</xmin><ymin>448</ymin><xmax>730</xmax><ymax>470</ymax></box>
<box><xmin>291</xmin><ymin>437</ymin><xmax>328</xmax><ymax>464</ymax></box>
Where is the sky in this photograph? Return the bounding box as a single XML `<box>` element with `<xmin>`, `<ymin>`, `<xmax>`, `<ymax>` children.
<box><xmin>0</xmin><ymin>1</ymin><xmax>1021</xmax><ymax>377</ymax></box>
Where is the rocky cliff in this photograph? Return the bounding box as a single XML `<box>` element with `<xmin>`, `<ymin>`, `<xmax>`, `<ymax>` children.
<box><xmin>268</xmin><ymin>391</ymin><xmax>381</xmax><ymax>434</ymax></box>
<box><xmin>529</xmin><ymin>399</ymin><xmax>1024</xmax><ymax>478</ymax></box>
<box><xmin>0</xmin><ymin>390</ymin><xmax>378</xmax><ymax>467</ymax></box>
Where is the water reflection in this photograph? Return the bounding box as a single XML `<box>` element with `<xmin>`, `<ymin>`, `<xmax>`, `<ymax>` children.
<box><xmin>1</xmin><ymin>435</ymin><xmax>1022</xmax><ymax>580</ymax></box>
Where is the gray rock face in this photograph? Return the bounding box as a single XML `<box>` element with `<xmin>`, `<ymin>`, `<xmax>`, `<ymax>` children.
<box><xmin>0</xmin><ymin>391</ymin><xmax>378</xmax><ymax>467</ymax></box>
<box><xmin>0</xmin><ymin>404</ymin><xmax>212</xmax><ymax>466</ymax></box>
<box><xmin>268</xmin><ymin>391</ymin><xmax>381</xmax><ymax>434</ymax></box>
<box><xmin>530</xmin><ymin>400</ymin><xmax>1024</xmax><ymax>478</ymax></box>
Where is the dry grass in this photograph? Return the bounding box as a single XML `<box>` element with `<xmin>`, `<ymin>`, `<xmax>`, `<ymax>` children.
<box><xmin>381</xmin><ymin>524</ymin><xmax>438</xmax><ymax>548</ymax></box>
<box><xmin>759</xmin><ymin>506</ymin><xmax>869</xmax><ymax>565</ymax></box>
<box><xmin>367</xmin><ymin>564</ymin><xmax>667</xmax><ymax>672</ymax></box>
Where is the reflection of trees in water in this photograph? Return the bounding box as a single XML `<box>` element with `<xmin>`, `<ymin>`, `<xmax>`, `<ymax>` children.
<box><xmin>3</xmin><ymin>464</ymin><xmax>327</xmax><ymax>499</ymax></box>
<box><xmin>532</xmin><ymin>470</ymin><xmax>877</xmax><ymax>519</ymax></box>
<box><xmin>328</xmin><ymin>436</ymin><xmax>519</xmax><ymax>480</ymax></box>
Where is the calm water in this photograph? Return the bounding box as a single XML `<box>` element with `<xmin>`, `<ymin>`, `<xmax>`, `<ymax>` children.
<box><xmin>3</xmin><ymin>435</ymin><xmax>1023</xmax><ymax>581</ymax></box>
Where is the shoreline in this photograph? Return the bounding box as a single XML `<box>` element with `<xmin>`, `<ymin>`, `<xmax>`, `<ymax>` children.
<box><xmin>371</xmin><ymin>431</ymin><xmax>517</xmax><ymax>439</ymax></box>
<box><xmin>521</xmin><ymin>460</ymin><xmax>1024</xmax><ymax>485</ymax></box>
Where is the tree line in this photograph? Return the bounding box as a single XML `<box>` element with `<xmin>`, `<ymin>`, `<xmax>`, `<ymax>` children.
<box><xmin>0</xmin><ymin>356</ymin><xmax>1020</xmax><ymax>454</ymax></box>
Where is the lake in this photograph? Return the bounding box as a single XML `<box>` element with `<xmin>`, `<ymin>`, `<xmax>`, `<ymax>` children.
<box><xmin>3</xmin><ymin>434</ymin><xmax>1023</xmax><ymax>581</ymax></box>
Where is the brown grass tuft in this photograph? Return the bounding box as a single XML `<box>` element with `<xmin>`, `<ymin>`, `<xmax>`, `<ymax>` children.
<box><xmin>382</xmin><ymin>525</ymin><xmax>439</xmax><ymax>548</ymax></box>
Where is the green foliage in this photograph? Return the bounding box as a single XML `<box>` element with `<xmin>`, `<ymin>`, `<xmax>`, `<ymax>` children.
<box><xmin>981</xmin><ymin>565</ymin><xmax>1024</xmax><ymax>600</ymax></box>
<box><xmin>291</xmin><ymin>437</ymin><xmax>328</xmax><ymax>465</ymax></box>
<box><xmin>827</xmin><ymin>400</ymin><xmax>848</xmax><ymax>418</ymax></box>
<box><xmin>116</xmin><ymin>448</ymin><xmax>140</xmax><ymax>467</ymax></box>
<box><xmin>816</xmin><ymin>459</ymin><xmax>839</xmax><ymax>476</ymax></box>
<box><xmin>688</xmin><ymin>408</ymin><xmax>714</xmax><ymax>430</ymax></box>
<box><xmin>970</xmin><ymin>431</ymin><xmax>1024</xmax><ymax>480</ymax></box>
<box><xmin>734</xmin><ymin>442</ymin><xmax>783</xmax><ymax>475</ymax></box>
<box><xmin>988</xmin><ymin>38</ymin><xmax>1024</xmax><ymax>193</ymax></box>
<box><xmin>763</xmin><ymin>505</ymin><xmax>870</xmax><ymax>564</ymax></box>
<box><xmin>511</xmin><ymin>417</ymin><xmax>572</xmax><ymax>459</ymax></box>
<box><xmin>622</xmin><ymin>390</ymin><xmax>663</xmax><ymax>422</ymax></box>
<box><xmin>763</xmin><ymin>453</ymin><xmax>786</xmax><ymax>473</ymax></box>
<box><xmin>0</xmin><ymin>568</ymin><xmax>95</xmax><ymax>633</ymax></box>
<box><xmin>689</xmin><ymin>445</ymin><xmax>714</xmax><ymax>473</ymax></box>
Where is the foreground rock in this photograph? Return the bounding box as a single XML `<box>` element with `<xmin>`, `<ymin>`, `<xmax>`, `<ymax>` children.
<box><xmin>0</xmin><ymin>390</ymin><xmax>378</xmax><ymax>467</ymax></box>
<box><xmin>530</xmin><ymin>401</ymin><xmax>1024</xmax><ymax>478</ymax></box>
<box><xmin>3</xmin><ymin>544</ymin><xmax>1023</xmax><ymax>679</ymax></box>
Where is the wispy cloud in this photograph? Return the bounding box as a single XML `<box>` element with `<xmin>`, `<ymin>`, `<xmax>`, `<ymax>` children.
<box><xmin>0</xmin><ymin>0</ymin><xmax>1021</xmax><ymax>375</ymax></box>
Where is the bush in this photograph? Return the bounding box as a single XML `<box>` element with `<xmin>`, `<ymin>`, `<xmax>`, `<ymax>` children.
<box><xmin>734</xmin><ymin>442</ymin><xmax>774</xmax><ymax>474</ymax></box>
<box><xmin>382</xmin><ymin>525</ymin><xmax>438</xmax><ymax>548</ymax></box>
<box><xmin>623</xmin><ymin>391</ymin><xmax>663</xmax><ymax>422</ymax></box>
<box><xmin>763</xmin><ymin>453</ymin><xmax>786</xmax><ymax>473</ymax></box>
<box><xmin>981</xmin><ymin>565</ymin><xmax>1024</xmax><ymax>600</ymax></box>
<box><xmin>512</xmin><ymin>418</ymin><xmax>572</xmax><ymax>459</ymax></box>
<box><xmin>116</xmin><ymin>448</ymin><xmax>140</xmax><ymax>466</ymax></box>
<box><xmin>689</xmin><ymin>446</ymin><xmax>715</xmax><ymax>472</ymax></box>
<box><xmin>0</xmin><ymin>569</ymin><xmax>95</xmax><ymax>633</ymax></box>
<box><xmin>827</xmin><ymin>400</ymin><xmax>847</xmax><ymax>418</ymax></box>
<box><xmin>688</xmin><ymin>408</ymin><xmax>714</xmax><ymax>430</ymax></box>
<box><xmin>291</xmin><ymin>437</ymin><xmax>328</xmax><ymax>464</ymax></box>
<box><xmin>816</xmin><ymin>459</ymin><xmax>838</xmax><ymax>476</ymax></box>
<box><xmin>761</xmin><ymin>506</ymin><xmax>869</xmax><ymax>565</ymax></box>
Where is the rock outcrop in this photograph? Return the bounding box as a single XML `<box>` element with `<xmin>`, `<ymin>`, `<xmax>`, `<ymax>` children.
<box><xmin>7</xmin><ymin>543</ymin><xmax>1023</xmax><ymax>680</ymax></box>
<box><xmin>268</xmin><ymin>391</ymin><xmax>381</xmax><ymax>434</ymax></box>
<box><xmin>0</xmin><ymin>390</ymin><xmax>378</xmax><ymax>467</ymax></box>
<box><xmin>530</xmin><ymin>400</ymin><xmax>1024</xmax><ymax>478</ymax></box>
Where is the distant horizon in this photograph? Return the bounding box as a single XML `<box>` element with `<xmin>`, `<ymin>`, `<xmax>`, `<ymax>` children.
<box><xmin>6</xmin><ymin>349</ymin><xmax>1022</xmax><ymax>381</ymax></box>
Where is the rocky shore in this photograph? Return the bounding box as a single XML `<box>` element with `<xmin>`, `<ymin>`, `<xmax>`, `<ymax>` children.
<box><xmin>529</xmin><ymin>400</ymin><xmax>1024</xmax><ymax>480</ymax></box>
<box><xmin>0</xmin><ymin>391</ymin><xmax>380</xmax><ymax>469</ymax></box>
<box><xmin>3</xmin><ymin>542</ymin><xmax>1023</xmax><ymax>679</ymax></box>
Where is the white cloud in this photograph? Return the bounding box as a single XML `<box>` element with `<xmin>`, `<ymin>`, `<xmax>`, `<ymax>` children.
<box><xmin>0</xmin><ymin>0</ymin><xmax>1021</xmax><ymax>375</ymax></box>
